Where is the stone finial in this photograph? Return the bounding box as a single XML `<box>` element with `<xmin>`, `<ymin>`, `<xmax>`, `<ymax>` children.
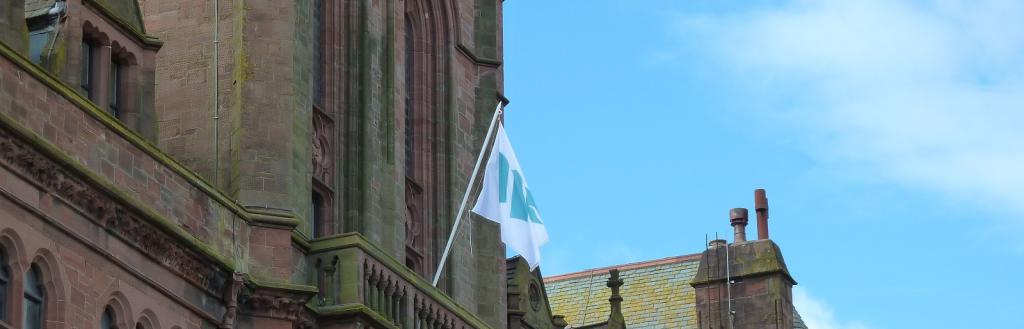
<box><xmin>730</xmin><ymin>208</ymin><xmax>749</xmax><ymax>243</ymax></box>
<box><xmin>755</xmin><ymin>189</ymin><xmax>770</xmax><ymax>240</ymax></box>
<box><xmin>607</xmin><ymin>269</ymin><xmax>626</xmax><ymax>329</ymax></box>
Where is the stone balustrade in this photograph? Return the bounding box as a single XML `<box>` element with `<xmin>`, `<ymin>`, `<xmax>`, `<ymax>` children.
<box><xmin>307</xmin><ymin>233</ymin><xmax>491</xmax><ymax>329</ymax></box>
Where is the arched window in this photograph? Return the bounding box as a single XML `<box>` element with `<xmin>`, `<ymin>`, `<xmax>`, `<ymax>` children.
<box><xmin>23</xmin><ymin>265</ymin><xmax>44</xmax><ymax>329</ymax></box>
<box><xmin>403</xmin><ymin>0</ymin><xmax>449</xmax><ymax>279</ymax></box>
<box><xmin>101</xmin><ymin>307</ymin><xmax>117</xmax><ymax>329</ymax></box>
<box><xmin>0</xmin><ymin>248</ymin><xmax>9</xmax><ymax>322</ymax></box>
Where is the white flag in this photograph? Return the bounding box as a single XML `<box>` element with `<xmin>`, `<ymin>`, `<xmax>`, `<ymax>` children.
<box><xmin>472</xmin><ymin>123</ymin><xmax>548</xmax><ymax>269</ymax></box>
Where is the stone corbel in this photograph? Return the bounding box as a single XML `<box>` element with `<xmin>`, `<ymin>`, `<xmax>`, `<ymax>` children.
<box><xmin>238</xmin><ymin>280</ymin><xmax>318</xmax><ymax>322</ymax></box>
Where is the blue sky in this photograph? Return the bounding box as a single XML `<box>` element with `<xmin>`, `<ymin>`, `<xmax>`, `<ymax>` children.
<box><xmin>502</xmin><ymin>1</ymin><xmax>1024</xmax><ymax>328</ymax></box>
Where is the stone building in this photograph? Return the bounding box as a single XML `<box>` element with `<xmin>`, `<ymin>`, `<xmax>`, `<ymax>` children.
<box><xmin>0</xmin><ymin>0</ymin><xmax>553</xmax><ymax>328</ymax></box>
<box><xmin>0</xmin><ymin>0</ymin><xmax>809</xmax><ymax>328</ymax></box>
<box><xmin>545</xmin><ymin>190</ymin><xmax>808</xmax><ymax>329</ymax></box>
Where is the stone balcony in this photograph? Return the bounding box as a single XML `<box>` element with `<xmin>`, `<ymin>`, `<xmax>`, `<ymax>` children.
<box><xmin>305</xmin><ymin>233</ymin><xmax>493</xmax><ymax>329</ymax></box>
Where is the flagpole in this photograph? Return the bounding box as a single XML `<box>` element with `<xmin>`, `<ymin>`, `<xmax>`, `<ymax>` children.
<box><xmin>432</xmin><ymin>103</ymin><xmax>503</xmax><ymax>286</ymax></box>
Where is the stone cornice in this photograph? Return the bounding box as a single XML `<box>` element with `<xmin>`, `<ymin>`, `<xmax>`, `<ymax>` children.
<box><xmin>0</xmin><ymin>114</ymin><xmax>235</xmax><ymax>294</ymax></box>
<box><xmin>456</xmin><ymin>44</ymin><xmax>502</xmax><ymax>68</ymax></box>
<box><xmin>238</xmin><ymin>278</ymin><xmax>318</xmax><ymax>321</ymax></box>
<box><xmin>313</xmin><ymin>304</ymin><xmax>400</xmax><ymax>329</ymax></box>
<box><xmin>82</xmin><ymin>0</ymin><xmax>162</xmax><ymax>48</ymax></box>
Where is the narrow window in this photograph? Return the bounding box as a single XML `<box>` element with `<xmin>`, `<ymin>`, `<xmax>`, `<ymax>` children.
<box><xmin>109</xmin><ymin>60</ymin><xmax>123</xmax><ymax>118</ymax></box>
<box><xmin>101</xmin><ymin>307</ymin><xmax>116</xmax><ymax>329</ymax></box>
<box><xmin>28</xmin><ymin>33</ymin><xmax>50</xmax><ymax>64</ymax></box>
<box><xmin>26</xmin><ymin>15</ymin><xmax>54</xmax><ymax>64</ymax></box>
<box><xmin>0</xmin><ymin>249</ymin><xmax>9</xmax><ymax>322</ymax></box>
<box><xmin>312</xmin><ymin>0</ymin><xmax>325</xmax><ymax>109</ymax></box>
<box><xmin>311</xmin><ymin>191</ymin><xmax>323</xmax><ymax>238</ymax></box>
<box><xmin>404</xmin><ymin>17</ymin><xmax>416</xmax><ymax>178</ymax></box>
<box><xmin>23</xmin><ymin>266</ymin><xmax>44</xmax><ymax>329</ymax></box>
<box><xmin>80</xmin><ymin>40</ymin><xmax>96</xmax><ymax>99</ymax></box>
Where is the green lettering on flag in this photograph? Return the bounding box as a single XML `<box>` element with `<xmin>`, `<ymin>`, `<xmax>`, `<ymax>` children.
<box><xmin>499</xmin><ymin>153</ymin><xmax>510</xmax><ymax>203</ymax></box>
<box><xmin>498</xmin><ymin>153</ymin><xmax>542</xmax><ymax>224</ymax></box>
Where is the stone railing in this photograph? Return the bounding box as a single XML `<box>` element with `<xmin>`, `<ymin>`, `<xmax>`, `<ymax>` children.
<box><xmin>308</xmin><ymin>233</ymin><xmax>492</xmax><ymax>329</ymax></box>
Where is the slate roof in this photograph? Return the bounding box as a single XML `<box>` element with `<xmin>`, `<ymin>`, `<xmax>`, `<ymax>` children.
<box><xmin>545</xmin><ymin>254</ymin><xmax>703</xmax><ymax>329</ymax></box>
<box><xmin>544</xmin><ymin>254</ymin><xmax>806</xmax><ymax>329</ymax></box>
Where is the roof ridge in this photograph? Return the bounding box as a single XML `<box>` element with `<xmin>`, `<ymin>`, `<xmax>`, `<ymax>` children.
<box><xmin>543</xmin><ymin>253</ymin><xmax>703</xmax><ymax>282</ymax></box>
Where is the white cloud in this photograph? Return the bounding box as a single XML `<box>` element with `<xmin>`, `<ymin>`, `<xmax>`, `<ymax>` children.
<box><xmin>794</xmin><ymin>287</ymin><xmax>872</xmax><ymax>329</ymax></box>
<box><xmin>677</xmin><ymin>0</ymin><xmax>1024</xmax><ymax>225</ymax></box>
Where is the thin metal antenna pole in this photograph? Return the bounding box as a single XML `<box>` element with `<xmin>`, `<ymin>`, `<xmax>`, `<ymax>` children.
<box><xmin>577</xmin><ymin>269</ymin><xmax>598</xmax><ymax>327</ymax></box>
<box><xmin>431</xmin><ymin>103</ymin><xmax>503</xmax><ymax>286</ymax></box>
<box><xmin>726</xmin><ymin>236</ymin><xmax>733</xmax><ymax>329</ymax></box>
<box><xmin>704</xmin><ymin>233</ymin><xmax>710</xmax><ymax>329</ymax></box>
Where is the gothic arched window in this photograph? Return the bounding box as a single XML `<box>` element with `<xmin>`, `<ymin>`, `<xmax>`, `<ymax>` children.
<box><xmin>403</xmin><ymin>0</ymin><xmax>450</xmax><ymax>279</ymax></box>
<box><xmin>23</xmin><ymin>265</ymin><xmax>44</xmax><ymax>329</ymax></box>
<box><xmin>0</xmin><ymin>249</ymin><xmax>9</xmax><ymax>322</ymax></box>
<box><xmin>101</xmin><ymin>307</ymin><xmax>117</xmax><ymax>329</ymax></box>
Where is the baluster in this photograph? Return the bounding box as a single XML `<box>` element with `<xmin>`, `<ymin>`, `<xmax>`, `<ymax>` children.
<box><xmin>362</xmin><ymin>260</ymin><xmax>370</xmax><ymax>304</ymax></box>
<box><xmin>392</xmin><ymin>284</ymin><xmax>402</xmax><ymax>324</ymax></box>
<box><xmin>369</xmin><ymin>265</ymin><xmax>381</xmax><ymax>312</ymax></box>
<box><xmin>432</xmin><ymin>307</ymin><xmax>442</xmax><ymax>329</ymax></box>
<box><xmin>399</xmin><ymin>287</ymin><xmax>408</xmax><ymax>328</ymax></box>
<box><xmin>384</xmin><ymin>277</ymin><xmax>395</xmax><ymax>320</ymax></box>
<box><xmin>427</xmin><ymin>304</ymin><xmax>436</xmax><ymax>329</ymax></box>
<box><xmin>416</xmin><ymin>296</ymin><xmax>426</xmax><ymax>329</ymax></box>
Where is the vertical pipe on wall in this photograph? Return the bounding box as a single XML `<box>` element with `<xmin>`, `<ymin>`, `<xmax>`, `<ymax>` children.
<box><xmin>212</xmin><ymin>0</ymin><xmax>221</xmax><ymax>186</ymax></box>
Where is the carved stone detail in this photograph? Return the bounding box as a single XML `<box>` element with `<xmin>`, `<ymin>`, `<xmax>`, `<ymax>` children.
<box><xmin>0</xmin><ymin>128</ymin><xmax>230</xmax><ymax>294</ymax></box>
<box><xmin>239</xmin><ymin>286</ymin><xmax>313</xmax><ymax>321</ymax></box>
<box><xmin>312</xmin><ymin>111</ymin><xmax>333</xmax><ymax>183</ymax></box>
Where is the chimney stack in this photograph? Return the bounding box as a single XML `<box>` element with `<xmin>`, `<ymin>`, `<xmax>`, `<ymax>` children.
<box><xmin>755</xmin><ymin>189</ymin><xmax>769</xmax><ymax>240</ymax></box>
<box><xmin>709</xmin><ymin>239</ymin><xmax>727</xmax><ymax>249</ymax></box>
<box><xmin>730</xmin><ymin>208</ymin><xmax>749</xmax><ymax>243</ymax></box>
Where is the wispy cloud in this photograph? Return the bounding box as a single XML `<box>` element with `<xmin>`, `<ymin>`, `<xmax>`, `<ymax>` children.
<box><xmin>794</xmin><ymin>287</ymin><xmax>872</xmax><ymax>329</ymax></box>
<box><xmin>676</xmin><ymin>0</ymin><xmax>1024</xmax><ymax>227</ymax></box>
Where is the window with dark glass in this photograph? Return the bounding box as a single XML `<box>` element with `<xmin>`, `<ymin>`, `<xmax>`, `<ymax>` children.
<box><xmin>101</xmin><ymin>307</ymin><xmax>117</xmax><ymax>329</ymax></box>
<box><xmin>23</xmin><ymin>265</ymin><xmax>44</xmax><ymax>329</ymax></box>
<box><xmin>311</xmin><ymin>191</ymin><xmax>324</xmax><ymax>238</ymax></box>
<box><xmin>313</xmin><ymin>0</ymin><xmax>325</xmax><ymax>109</ymax></box>
<box><xmin>404</xmin><ymin>17</ymin><xmax>416</xmax><ymax>178</ymax></box>
<box><xmin>81</xmin><ymin>40</ymin><xmax>97</xmax><ymax>99</ymax></box>
<box><xmin>26</xmin><ymin>14</ymin><xmax>56</xmax><ymax>64</ymax></box>
<box><xmin>0</xmin><ymin>249</ymin><xmax>9</xmax><ymax>322</ymax></box>
<box><xmin>109</xmin><ymin>60</ymin><xmax>124</xmax><ymax>117</ymax></box>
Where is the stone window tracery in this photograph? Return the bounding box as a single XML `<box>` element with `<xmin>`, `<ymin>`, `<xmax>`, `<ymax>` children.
<box><xmin>403</xmin><ymin>0</ymin><xmax>449</xmax><ymax>279</ymax></box>
<box><xmin>310</xmin><ymin>0</ymin><xmax>337</xmax><ymax>238</ymax></box>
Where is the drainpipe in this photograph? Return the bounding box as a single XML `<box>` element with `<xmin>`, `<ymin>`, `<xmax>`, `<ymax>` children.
<box><xmin>212</xmin><ymin>0</ymin><xmax>220</xmax><ymax>186</ymax></box>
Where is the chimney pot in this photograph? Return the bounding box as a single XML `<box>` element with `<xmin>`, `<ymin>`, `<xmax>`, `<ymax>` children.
<box><xmin>730</xmin><ymin>208</ymin><xmax>748</xmax><ymax>243</ymax></box>
<box><xmin>755</xmin><ymin>189</ymin><xmax>770</xmax><ymax>240</ymax></box>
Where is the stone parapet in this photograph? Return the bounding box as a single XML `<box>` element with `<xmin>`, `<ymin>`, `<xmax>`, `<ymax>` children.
<box><xmin>307</xmin><ymin>233</ymin><xmax>495</xmax><ymax>329</ymax></box>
